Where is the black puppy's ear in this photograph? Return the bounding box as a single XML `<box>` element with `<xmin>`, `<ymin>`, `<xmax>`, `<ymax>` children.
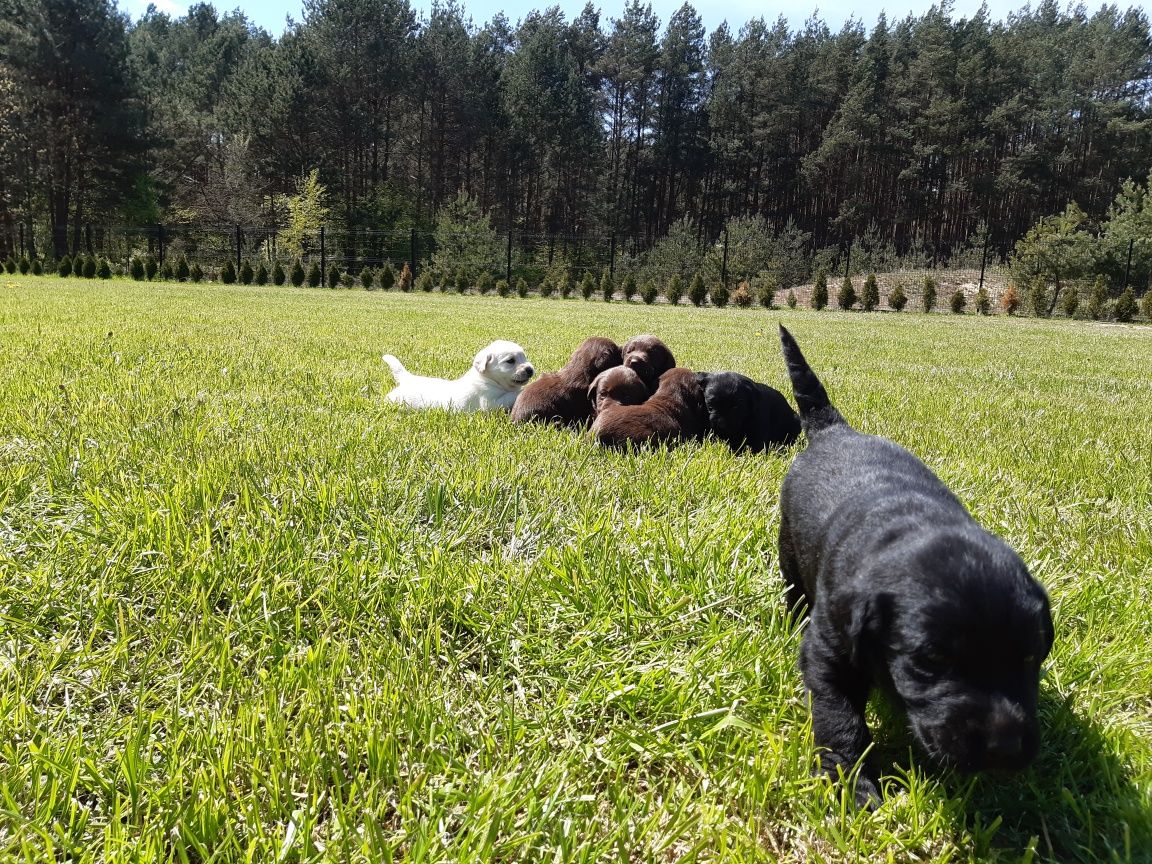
<box><xmin>848</xmin><ymin>592</ymin><xmax>895</xmax><ymax>667</ymax></box>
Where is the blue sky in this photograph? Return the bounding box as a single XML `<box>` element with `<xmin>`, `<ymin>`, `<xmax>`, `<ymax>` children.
<box><xmin>120</xmin><ymin>0</ymin><xmax>1129</xmax><ymax>37</ymax></box>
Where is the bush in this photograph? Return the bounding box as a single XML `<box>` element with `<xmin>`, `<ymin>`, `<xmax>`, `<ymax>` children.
<box><xmin>1114</xmin><ymin>287</ymin><xmax>1137</xmax><ymax>322</ymax></box>
<box><xmin>688</xmin><ymin>273</ymin><xmax>708</xmax><ymax>306</ymax></box>
<box><xmin>415</xmin><ymin>271</ymin><xmax>433</xmax><ymax>292</ymax></box>
<box><xmin>495</xmin><ymin>278</ymin><xmax>510</xmax><ymax>297</ymax></box>
<box><xmin>539</xmin><ymin>278</ymin><xmax>554</xmax><ymax>298</ymax></box>
<box><xmin>640</xmin><ymin>281</ymin><xmax>658</xmax><ymax>305</ymax></box>
<box><xmin>340</xmin><ymin>271</ymin><xmax>355</xmax><ymax>288</ymax></box>
<box><xmin>921</xmin><ymin>276</ymin><xmax>937</xmax><ymax>312</ymax></box>
<box><xmin>622</xmin><ymin>273</ymin><xmax>637</xmax><ymax>301</ymax></box>
<box><xmin>221</xmin><ymin>260</ymin><xmax>237</xmax><ymax>284</ymax></box>
<box><xmin>190</xmin><ymin>263</ymin><xmax>204</xmax><ymax>283</ymax></box>
<box><xmin>811</xmin><ymin>271</ymin><xmax>828</xmax><ymax>310</ymax></box>
<box><xmin>950</xmin><ymin>288</ymin><xmax>966</xmax><ymax>313</ymax></box>
<box><xmin>1086</xmin><ymin>276</ymin><xmax>1108</xmax><ymax>320</ymax></box>
<box><xmin>1028</xmin><ymin>278</ymin><xmax>1048</xmax><ymax>317</ymax></box>
<box><xmin>666</xmin><ymin>274</ymin><xmax>685</xmax><ymax>306</ymax></box>
<box><xmin>160</xmin><ymin>262</ymin><xmax>174</xmax><ymax>281</ymax></box>
<box><xmin>58</xmin><ymin>255</ymin><xmax>73</xmax><ymax>277</ymax></box>
<box><xmin>516</xmin><ymin>277</ymin><xmax>528</xmax><ymax>298</ymax></box>
<box><xmin>559</xmin><ymin>273</ymin><xmax>573</xmax><ymax>299</ymax></box>
<box><xmin>129</xmin><ymin>257</ymin><xmax>145</xmax><ymax>280</ymax></box>
<box><xmin>758</xmin><ymin>276</ymin><xmax>778</xmax><ymax>308</ymax></box>
<box><xmin>975</xmin><ymin>286</ymin><xmax>991</xmax><ymax>315</ymax></box>
<box><xmin>837</xmin><ymin>276</ymin><xmax>857</xmax><ymax>311</ymax></box>
<box><xmin>438</xmin><ymin>271</ymin><xmax>452</xmax><ymax>292</ymax></box>
<box><xmin>477</xmin><ymin>272</ymin><xmax>495</xmax><ymax>295</ymax></box>
<box><xmin>580</xmin><ymin>272</ymin><xmax>595</xmax><ymax>300</ymax></box>
<box><xmin>360</xmin><ymin>266</ymin><xmax>374</xmax><ymax>289</ymax></box>
<box><xmin>601</xmin><ymin>269</ymin><xmax>614</xmax><ymax>302</ymax></box>
<box><xmin>379</xmin><ymin>262</ymin><xmax>396</xmax><ymax>290</ymax></box>
<box><xmin>732</xmin><ymin>283</ymin><xmax>753</xmax><ymax>307</ymax></box>
<box><xmin>1141</xmin><ymin>289</ymin><xmax>1152</xmax><ymax>321</ymax></box>
<box><xmin>32</xmin><ymin>259</ymin><xmax>43</xmax><ymax>276</ymax></box>
<box><xmin>861</xmin><ymin>273</ymin><xmax>879</xmax><ymax>311</ymax></box>
<box><xmin>96</xmin><ymin>258</ymin><xmax>112</xmax><ymax>279</ymax></box>
<box><xmin>787</xmin><ymin>289</ymin><xmax>798</xmax><ymax>309</ymax></box>
<box><xmin>888</xmin><ymin>282</ymin><xmax>908</xmax><ymax>311</ymax></box>
<box><xmin>145</xmin><ymin>256</ymin><xmax>158</xmax><ymax>280</ymax></box>
<box><xmin>1060</xmin><ymin>286</ymin><xmax>1078</xmax><ymax>317</ymax></box>
<box><xmin>325</xmin><ymin>263</ymin><xmax>340</xmax><ymax>288</ymax></box>
<box><xmin>18</xmin><ymin>255</ymin><xmax>30</xmax><ymax>274</ymax></box>
<box><xmin>710</xmin><ymin>283</ymin><xmax>730</xmax><ymax>308</ymax></box>
<box><xmin>239</xmin><ymin>261</ymin><xmax>254</xmax><ymax>285</ymax></box>
<box><xmin>1002</xmin><ymin>284</ymin><xmax>1020</xmax><ymax>315</ymax></box>
<box><xmin>398</xmin><ymin>262</ymin><xmax>413</xmax><ymax>292</ymax></box>
<box><xmin>272</xmin><ymin>262</ymin><xmax>286</xmax><ymax>286</ymax></box>
<box><xmin>3</xmin><ymin>255</ymin><xmax>15</xmax><ymax>273</ymax></box>
<box><xmin>81</xmin><ymin>255</ymin><xmax>97</xmax><ymax>278</ymax></box>
<box><xmin>176</xmin><ymin>255</ymin><xmax>190</xmax><ymax>281</ymax></box>
<box><xmin>306</xmin><ymin>262</ymin><xmax>321</xmax><ymax>288</ymax></box>
<box><xmin>254</xmin><ymin>262</ymin><xmax>268</xmax><ymax>286</ymax></box>
<box><xmin>290</xmin><ymin>259</ymin><xmax>305</xmax><ymax>287</ymax></box>
<box><xmin>455</xmin><ymin>270</ymin><xmax>470</xmax><ymax>293</ymax></box>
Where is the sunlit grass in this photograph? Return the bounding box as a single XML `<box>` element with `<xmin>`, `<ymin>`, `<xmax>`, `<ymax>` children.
<box><xmin>1</xmin><ymin>277</ymin><xmax>1149</xmax><ymax>862</ymax></box>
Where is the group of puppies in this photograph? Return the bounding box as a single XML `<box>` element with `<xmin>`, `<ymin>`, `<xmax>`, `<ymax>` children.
<box><xmin>383</xmin><ymin>328</ymin><xmax>1055</xmax><ymax>808</ymax></box>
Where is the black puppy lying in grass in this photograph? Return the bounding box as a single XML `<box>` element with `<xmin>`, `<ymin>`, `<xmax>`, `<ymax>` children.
<box><xmin>695</xmin><ymin>371</ymin><xmax>800</xmax><ymax>452</ymax></box>
<box><xmin>776</xmin><ymin>325</ymin><xmax>1054</xmax><ymax>807</ymax></box>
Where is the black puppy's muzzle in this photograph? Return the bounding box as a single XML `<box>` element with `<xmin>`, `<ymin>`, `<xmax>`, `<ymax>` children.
<box><xmin>916</xmin><ymin>698</ymin><xmax>1039</xmax><ymax>773</ymax></box>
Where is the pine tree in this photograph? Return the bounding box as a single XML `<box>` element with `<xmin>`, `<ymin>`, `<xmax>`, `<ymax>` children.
<box><xmin>416</xmin><ymin>272</ymin><xmax>433</xmax><ymax>292</ymax></box>
<box><xmin>1139</xmin><ymin>290</ymin><xmax>1152</xmax><ymax>320</ymax></box>
<box><xmin>96</xmin><ymin>258</ymin><xmax>111</xmax><ymax>279</ymax></box>
<box><xmin>688</xmin><ymin>273</ymin><xmax>707</xmax><ymax>306</ymax></box>
<box><xmin>32</xmin><ymin>260</ymin><xmax>43</xmax><ymax>275</ymax></box>
<box><xmin>272</xmin><ymin>262</ymin><xmax>286</xmax><ymax>286</ymax></box>
<box><xmin>82</xmin><ymin>255</ymin><xmax>97</xmax><ymax>278</ymax></box>
<box><xmin>559</xmin><ymin>274</ymin><xmax>573</xmax><ymax>298</ymax></box>
<box><xmin>710</xmin><ymin>283</ymin><xmax>730</xmax><ymax>308</ymax></box>
<box><xmin>496</xmin><ymin>279</ymin><xmax>510</xmax><ymax>297</ymax></box>
<box><xmin>58</xmin><ymin>256</ymin><xmax>72</xmax><ymax>277</ymax></box>
<box><xmin>921</xmin><ymin>277</ymin><xmax>937</xmax><ymax>313</ymax></box>
<box><xmin>221</xmin><ymin>260</ymin><xmax>237</xmax><ymax>284</ymax></box>
<box><xmin>306</xmin><ymin>262</ymin><xmax>321</xmax><ymax>287</ymax></box>
<box><xmin>666</xmin><ymin>274</ymin><xmax>684</xmax><ymax>305</ymax></box>
<box><xmin>326</xmin><ymin>263</ymin><xmax>340</xmax><ymax>288</ymax></box>
<box><xmin>1029</xmin><ymin>278</ymin><xmax>1048</xmax><ymax>317</ymax></box>
<box><xmin>239</xmin><ymin>261</ymin><xmax>254</xmax><ymax>285</ymax></box>
<box><xmin>18</xmin><ymin>255</ymin><xmax>30</xmax><ymax>274</ymax></box>
<box><xmin>1002</xmin><ymin>284</ymin><xmax>1020</xmax><ymax>315</ymax></box>
<box><xmin>1114</xmin><ymin>287</ymin><xmax>1137</xmax><ymax>322</ymax></box>
<box><xmin>1060</xmin><ymin>286</ymin><xmax>1078</xmax><ymax>317</ymax></box>
<box><xmin>398</xmin><ymin>263</ymin><xmax>413</xmax><ymax>292</ymax></box>
<box><xmin>190</xmin><ymin>263</ymin><xmax>203</xmax><ymax>283</ymax></box>
<box><xmin>1087</xmin><ymin>276</ymin><xmax>1108</xmax><ymax>319</ymax></box>
<box><xmin>539</xmin><ymin>278</ymin><xmax>554</xmax><ymax>298</ymax></box>
<box><xmin>732</xmin><ymin>283</ymin><xmax>753</xmax><ymax>307</ymax></box>
<box><xmin>811</xmin><ymin>271</ymin><xmax>828</xmax><ymax>310</ymax></box>
<box><xmin>888</xmin><ymin>282</ymin><xmax>908</xmax><ymax>311</ymax></box>
<box><xmin>580</xmin><ymin>272</ymin><xmax>595</xmax><ymax>299</ymax></box>
<box><xmin>290</xmin><ymin>259</ymin><xmax>305</xmax><ymax>287</ymax></box>
<box><xmin>145</xmin><ymin>256</ymin><xmax>158</xmax><ymax>280</ymax></box>
<box><xmin>379</xmin><ymin>262</ymin><xmax>396</xmax><ymax>290</ymax></box>
<box><xmin>255</xmin><ymin>263</ymin><xmax>269</xmax><ymax>285</ymax></box>
<box><xmin>600</xmin><ymin>268</ymin><xmax>613</xmax><ymax>301</ymax></box>
<box><xmin>176</xmin><ymin>255</ymin><xmax>190</xmax><ymax>281</ymax></box>
<box><xmin>837</xmin><ymin>276</ymin><xmax>857</xmax><ymax>310</ymax></box>
<box><xmin>3</xmin><ymin>256</ymin><xmax>15</xmax><ymax>274</ymax></box>
<box><xmin>477</xmin><ymin>272</ymin><xmax>494</xmax><ymax>295</ymax></box>
<box><xmin>641</xmin><ymin>282</ymin><xmax>658</xmax><ymax>304</ymax></box>
<box><xmin>975</xmin><ymin>286</ymin><xmax>991</xmax><ymax>315</ymax></box>
<box><xmin>758</xmin><ymin>276</ymin><xmax>778</xmax><ymax>308</ymax></box>
<box><xmin>161</xmin><ymin>262</ymin><xmax>174</xmax><ymax>281</ymax></box>
<box><xmin>455</xmin><ymin>270</ymin><xmax>470</xmax><ymax>293</ymax></box>
<box><xmin>129</xmin><ymin>257</ymin><xmax>145</xmax><ymax>280</ymax></box>
<box><xmin>861</xmin><ymin>274</ymin><xmax>879</xmax><ymax>311</ymax></box>
<box><xmin>360</xmin><ymin>266</ymin><xmax>374</xmax><ymax>289</ymax></box>
<box><xmin>622</xmin><ymin>274</ymin><xmax>637</xmax><ymax>301</ymax></box>
<box><xmin>787</xmin><ymin>289</ymin><xmax>798</xmax><ymax>309</ymax></box>
<box><xmin>950</xmin><ymin>288</ymin><xmax>966</xmax><ymax>313</ymax></box>
<box><xmin>516</xmin><ymin>277</ymin><xmax>528</xmax><ymax>297</ymax></box>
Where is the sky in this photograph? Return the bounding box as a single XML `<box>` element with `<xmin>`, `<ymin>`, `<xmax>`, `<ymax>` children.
<box><xmin>119</xmin><ymin>0</ymin><xmax>1136</xmax><ymax>37</ymax></box>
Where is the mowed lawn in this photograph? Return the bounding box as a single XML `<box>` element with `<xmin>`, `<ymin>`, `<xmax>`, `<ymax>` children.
<box><xmin>1</xmin><ymin>277</ymin><xmax>1150</xmax><ymax>864</ymax></box>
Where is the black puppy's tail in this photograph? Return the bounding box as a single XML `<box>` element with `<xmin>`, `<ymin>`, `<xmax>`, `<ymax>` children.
<box><xmin>779</xmin><ymin>325</ymin><xmax>846</xmax><ymax>434</ymax></box>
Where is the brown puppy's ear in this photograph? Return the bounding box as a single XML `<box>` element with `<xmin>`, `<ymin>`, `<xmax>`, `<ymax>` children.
<box><xmin>587</xmin><ymin>380</ymin><xmax>600</xmax><ymax>413</ymax></box>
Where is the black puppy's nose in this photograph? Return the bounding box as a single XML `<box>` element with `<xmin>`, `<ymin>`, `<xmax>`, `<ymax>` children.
<box><xmin>985</xmin><ymin>733</ymin><xmax>1023</xmax><ymax>760</ymax></box>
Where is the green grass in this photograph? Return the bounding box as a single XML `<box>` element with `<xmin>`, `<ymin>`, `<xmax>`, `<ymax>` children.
<box><xmin>1</xmin><ymin>276</ymin><xmax>1150</xmax><ymax>863</ymax></box>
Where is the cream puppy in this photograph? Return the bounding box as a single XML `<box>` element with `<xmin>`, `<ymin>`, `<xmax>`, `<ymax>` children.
<box><xmin>383</xmin><ymin>340</ymin><xmax>535</xmax><ymax>411</ymax></box>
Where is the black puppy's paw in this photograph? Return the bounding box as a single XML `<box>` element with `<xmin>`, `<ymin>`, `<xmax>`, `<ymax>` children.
<box><xmin>818</xmin><ymin>755</ymin><xmax>883</xmax><ymax>810</ymax></box>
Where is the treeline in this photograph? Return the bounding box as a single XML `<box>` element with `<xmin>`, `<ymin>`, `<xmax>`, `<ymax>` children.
<box><xmin>2</xmin><ymin>0</ymin><xmax>1151</xmax><ymax>261</ymax></box>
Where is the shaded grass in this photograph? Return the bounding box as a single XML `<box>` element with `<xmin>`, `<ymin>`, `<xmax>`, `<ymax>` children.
<box><xmin>0</xmin><ymin>277</ymin><xmax>1150</xmax><ymax>862</ymax></box>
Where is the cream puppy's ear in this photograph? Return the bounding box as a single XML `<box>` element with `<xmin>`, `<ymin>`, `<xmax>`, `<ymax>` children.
<box><xmin>473</xmin><ymin>348</ymin><xmax>493</xmax><ymax>373</ymax></box>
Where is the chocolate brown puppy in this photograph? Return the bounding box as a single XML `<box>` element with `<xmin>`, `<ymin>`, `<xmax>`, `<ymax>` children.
<box><xmin>587</xmin><ymin>365</ymin><xmax>650</xmax><ymax>417</ymax></box>
<box><xmin>590</xmin><ymin>367</ymin><xmax>708</xmax><ymax>447</ymax></box>
<box><xmin>511</xmin><ymin>337</ymin><xmax>623</xmax><ymax>425</ymax></box>
<box><xmin>620</xmin><ymin>335</ymin><xmax>676</xmax><ymax>390</ymax></box>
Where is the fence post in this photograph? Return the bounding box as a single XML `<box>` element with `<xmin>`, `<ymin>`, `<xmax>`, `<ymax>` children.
<box><xmin>978</xmin><ymin>230</ymin><xmax>990</xmax><ymax>291</ymax></box>
<box><xmin>409</xmin><ymin>228</ymin><xmax>417</xmax><ymax>277</ymax></box>
<box><xmin>506</xmin><ymin>229</ymin><xmax>513</xmax><ymax>284</ymax></box>
<box><xmin>609</xmin><ymin>232</ymin><xmax>617</xmax><ymax>280</ymax></box>
<box><xmin>158</xmin><ymin>224</ymin><xmax>165</xmax><ymax>268</ymax></box>
<box><xmin>320</xmin><ymin>225</ymin><xmax>326</xmax><ymax>277</ymax></box>
<box><xmin>1123</xmin><ymin>237</ymin><xmax>1134</xmax><ymax>291</ymax></box>
<box><xmin>721</xmin><ymin>228</ymin><xmax>729</xmax><ymax>286</ymax></box>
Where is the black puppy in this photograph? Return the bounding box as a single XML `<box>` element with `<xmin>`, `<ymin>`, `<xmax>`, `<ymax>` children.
<box><xmin>777</xmin><ymin>325</ymin><xmax>1054</xmax><ymax>807</ymax></box>
<box><xmin>696</xmin><ymin>371</ymin><xmax>801</xmax><ymax>452</ymax></box>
